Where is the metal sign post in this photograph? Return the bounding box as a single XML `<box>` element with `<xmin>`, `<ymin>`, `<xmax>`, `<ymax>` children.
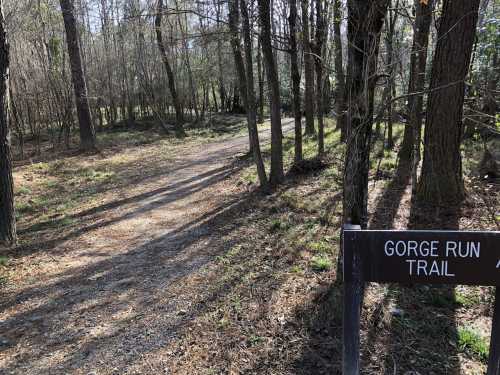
<box><xmin>342</xmin><ymin>227</ymin><xmax>500</xmax><ymax>374</ymax></box>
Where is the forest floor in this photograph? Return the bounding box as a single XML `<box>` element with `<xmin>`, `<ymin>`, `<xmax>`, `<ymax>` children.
<box><xmin>0</xmin><ymin>115</ymin><xmax>498</xmax><ymax>374</ymax></box>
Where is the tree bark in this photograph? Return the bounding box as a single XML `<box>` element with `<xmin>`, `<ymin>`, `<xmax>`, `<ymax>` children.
<box><xmin>314</xmin><ymin>0</ymin><xmax>326</xmax><ymax>154</ymax></box>
<box><xmin>214</xmin><ymin>0</ymin><xmax>226</xmax><ymax>113</ymax></box>
<box><xmin>240</xmin><ymin>0</ymin><xmax>269</xmax><ymax>190</ymax></box>
<box><xmin>343</xmin><ymin>0</ymin><xmax>389</xmax><ymax>227</ymax></box>
<box><xmin>302</xmin><ymin>0</ymin><xmax>315</xmax><ymax>135</ymax></box>
<box><xmin>0</xmin><ymin>0</ymin><xmax>15</xmax><ymax>246</ymax></box>
<box><xmin>288</xmin><ymin>0</ymin><xmax>302</xmax><ymax>163</ymax></box>
<box><xmin>155</xmin><ymin>0</ymin><xmax>184</xmax><ymax>133</ymax></box>
<box><xmin>417</xmin><ymin>0</ymin><xmax>481</xmax><ymax>205</ymax></box>
<box><xmin>333</xmin><ymin>0</ymin><xmax>347</xmax><ymax>140</ymax></box>
<box><xmin>398</xmin><ymin>0</ymin><xmax>434</xmax><ymax>174</ymax></box>
<box><xmin>228</xmin><ymin>0</ymin><xmax>253</xmax><ymax>153</ymax></box>
<box><xmin>60</xmin><ymin>0</ymin><xmax>96</xmax><ymax>150</ymax></box>
<box><xmin>258</xmin><ymin>0</ymin><xmax>284</xmax><ymax>185</ymax></box>
<box><xmin>174</xmin><ymin>2</ymin><xmax>199</xmax><ymax>122</ymax></box>
<box><xmin>384</xmin><ymin>2</ymin><xmax>398</xmax><ymax>150</ymax></box>
<box><xmin>257</xmin><ymin>40</ymin><xmax>265</xmax><ymax>124</ymax></box>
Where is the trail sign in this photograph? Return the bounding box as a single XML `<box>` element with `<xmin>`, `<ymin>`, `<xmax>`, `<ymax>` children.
<box><xmin>343</xmin><ymin>230</ymin><xmax>500</xmax><ymax>286</ymax></box>
<box><xmin>342</xmin><ymin>226</ymin><xmax>500</xmax><ymax>375</ymax></box>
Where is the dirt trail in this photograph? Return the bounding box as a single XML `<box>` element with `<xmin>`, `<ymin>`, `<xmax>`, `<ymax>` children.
<box><xmin>0</xmin><ymin>120</ymin><xmax>293</xmax><ymax>375</ymax></box>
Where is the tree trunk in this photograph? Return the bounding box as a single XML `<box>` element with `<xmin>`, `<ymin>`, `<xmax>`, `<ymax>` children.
<box><xmin>288</xmin><ymin>0</ymin><xmax>302</xmax><ymax>163</ymax></box>
<box><xmin>155</xmin><ymin>0</ymin><xmax>184</xmax><ymax>133</ymax></box>
<box><xmin>60</xmin><ymin>0</ymin><xmax>96</xmax><ymax>150</ymax></box>
<box><xmin>384</xmin><ymin>2</ymin><xmax>398</xmax><ymax>150</ymax></box>
<box><xmin>240</xmin><ymin>0</ymin><xmax>269</xmax><ymax>189</ymax></box>
<box><xmin>0</xmin><ymin>1</ymin><xmax>15</xmax><ymax>246</ymax></box>
<box><xmin>302</xmin><ymin>0</ymin><xmax>315</xmax><ymax>135</ymax></box>
<box><xmin>314</xmin><ymin>0</ymin><xmax>326</xmax><ymax>155</ymax></box>
<box><xmin>333</xmin><ymin>0</ymin><xmax>347</xmax><ymax>140</ymax></box>
<box><xmin>228</xmin><ymin>0</ymin><xmax>254</xmax><ymax>153</ymax></box>
<box><xmin>175</xmin><ymin>3</ymin><xmax>199</xmax><ymax>122</ymax></box>
<box><xmin>343</xmin><ymin>0</ymin><xmax>388</xmax><ymax>228</ymax></box>
<box><xmin>214</xmin><ymin>0</ymin><xmax>226</xmax><ymax>113</ymax></box>
<box><xmin>257</xmin><ymin>40</ymin><xmax>265</xmax><ymax>124</ymax></box>
<box><xmin>258</xmin><ymin>0</ymin><xmax>284</xmax><ymax>185</ymax></box>
<box><xmin>417</xmin><ymin>0</ymin><xmax>481</xmax><ymax>205</ymax></box>
<box><xmin>398</xmin><ymin>0</ymin><xmax>434</xmax><ymax>175</ymax></box>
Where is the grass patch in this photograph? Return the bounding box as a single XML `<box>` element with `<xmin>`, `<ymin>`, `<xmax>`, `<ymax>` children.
<box><xmin>457</xmin><ymin>327</ymin><xmax>489</xmax><ymax>361</ymax></box>
<box><xmin>0</xmin><ymin>256</ymin><xmax>9</xmax><ymax>266</ymax></box>
<box><xmin>307</xmin><ymin>240</ymin><xmax>332</xmax><ymax>254</ymax></box>
<box><xmin>455</xmin><ymin>290</ymin><xmax>481</xmax><ymax>307</ymax></box>
<box><xmin>310</xmin><ymin>256</ymin><xmax>332</xmax><ymax>272</ymax></box>
<box><xmin>16</xmin><ymin>186</ymin><xmax>32</xmax><ymax>195</ymax></box>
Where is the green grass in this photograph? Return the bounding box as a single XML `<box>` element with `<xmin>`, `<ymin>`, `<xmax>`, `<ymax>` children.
<box><xmin>16</xmin><ymin>186</ymin><xmax>32</xmax><ymax>195</ymax></box>
<box><xmin>457</xmin><ymin>327</ymin><xmax>489</xmax><ymax>361</ymax></box>
<box><xmin>307</xmin><ymin>240</ymin><xmax>332</xmax><ymax>254</ymax></box>
<box><xmin>310</xmin><ymin>256</ymin><xmax>332</xmax><ymax>272</ymax></box>
<box><xmin>455</xmin><ymin>290</ymin><xmax>481</xmax><ymax>307</ymax></box>
<box><xmin>0</xmin><ymin>256</ymin><xmax>9</xmax><ymax>266</ymax></box>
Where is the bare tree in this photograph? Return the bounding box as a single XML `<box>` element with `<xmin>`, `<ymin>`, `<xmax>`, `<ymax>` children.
<box><xmin>258</xmin><ymin>0</ymin><xmax>284</xmax><ymax>185</ymax></box>
<box><xmin>60</xmin><ymin>0</ymin><xmax>96</xmax><ymax>150</ymax></box>
<box><xmin>301</xmin><ymin>0</ymin><xmax>315</xmax><ymax>135</ymax></box>
<box><xmin>314</xmin><ymin>0</ymin><xmax>326</xmax><ymax>154</ymax></box>
<box><xmin>343</xmin><ymin>0</ymin><xmax>389</xmax><ymax>227</ymax></box>
<box><xmin>240</xmin><ymin>0</ymin><xmax>269</xmax><ymax>189</ymax></box>
<box><xmin>155</xmin><ymin>0</ymin><xmax>184</xmax><ymax>133</ymax></box>
<box><xmin>333</xmin><ymin>0</ymin><xmax>346</xmax><ymax>140</ymax></box>
<box><xmin>288</xmin><ymin>0</ymin><xmax>302</xmax><ymax>162</ymax></box>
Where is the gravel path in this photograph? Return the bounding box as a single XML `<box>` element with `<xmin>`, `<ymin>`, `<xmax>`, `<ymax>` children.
<box><xmin>0</xmin><ymin>119</ymin><xmax>293</xmax><ymax>375</ymax></box>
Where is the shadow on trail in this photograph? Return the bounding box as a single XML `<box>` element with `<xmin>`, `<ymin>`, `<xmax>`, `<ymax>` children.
<box><xmin>363</xmin><ymin>168</ymin><xmax>462</xmax><ymax>373</ymax></box>
<box><xmin>12</xmin><ymin>150</ymin><xmax>245</xmax><ymax>260</ymax></box>
<box><xmin>369</xmin><ymin>159</ymin><xmax>411</xmax><ymax>229</ymax></box>
<box><xmin>0</xmin><ymin>185</ymin><xmax>259</xmax><ymax>374</ymax></box>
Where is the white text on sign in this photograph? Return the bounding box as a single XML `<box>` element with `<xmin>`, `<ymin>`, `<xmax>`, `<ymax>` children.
<box><xmin>383</xmin><ymin>240</ymin><xmax>481</xmax><ymax>277</ymax></box>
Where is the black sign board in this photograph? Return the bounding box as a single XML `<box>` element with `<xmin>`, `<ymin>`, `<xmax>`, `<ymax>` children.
<box><xmin>343</xmin><ymin>230</ymin><xmax>500</xmax><ymax>286</ymax></box>
<box><xmin>342</xmin><ymin>226</ymin><xmax>500</xmax><ymax>375</ymax></box>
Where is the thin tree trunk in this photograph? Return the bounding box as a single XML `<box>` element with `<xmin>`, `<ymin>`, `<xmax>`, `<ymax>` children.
<box><xmin>257</xmin><ymin>40</ymin><xmax>265</xmax><ymax>123</ymax></box>
<box><xmin>302</xmin><ymin>0</ymin><xmax>315</xmax><ymax>135</ymax></box>
<box><xmin>155</xmin><ymin>0</ymin><xmax>184</xmax><ymax>133</ymax></box>
<box><xmin>314</xmin><ymin>0</ymin><xmax>326</xmax><ymax>154</ymax></box>
<box><xmin>343</xmin><ymin>0</ymin><xmax>389</xmax><ymax>227</ymax></box>
<box><xmin>384</xmin><ymin>2</ymin><xmax>398</xmax><ymax>150</ymax></box>
<box><xmin>333</xmin><ymin>0</ymin><xmax>346</xmax><ymax>140</ymax></box>
<box><xmin>228</xmin><ymin>0</ymin><xmax>253</xmax><ymax>153</ymax></box>
<box><xmin>417</xmin><ymin>0</ymin><xmax>481</xmax><ymax>205</ymax></box>
<box><xmin>288</xmin><ymin>0</ymin><xmax>302</xmax><ymax>162</ymax></box>
<box><xmin>60</xmin><ymin>0</ymin><xmax>96</xmax><ymax>150</ymax></box>
<box><xmin>175</xmin><ymin>4</ymin><xmax>199</xmax><ymax>122</ymax></box>
<box><xmin>214</xmin><ymin>0</ymin><xmax>226</xmax><ymax>113</ymax></box>
<box><xmin>258</xmin><ymin>0</ymin><xmax>284</xmax><ymax>185</ymax></box>
<box><xmin>0</xmin><ymin>1</ymin><xmax>15</xmax><ymax>246</ymax></box>
<box><xmin>398</xmin><ymin>0</ymin><xmax>434</xmax><ymax>174</ymax></box>
<box><xmin>240</xmin><ymin>0</ymin><xmax>269</xmax><ymax>189</ymax></box>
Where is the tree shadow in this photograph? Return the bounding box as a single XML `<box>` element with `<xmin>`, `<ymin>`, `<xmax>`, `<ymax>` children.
<box><xmin>369</xmin><ymin>160</ymin><xmax>411</xmax><ymax>229</ymax></box>
<box><xmin>0</xmin><ymin>183</ymin><xmax>268</xmax><ymax>373</ymax></box>
<box><xmin>365</xmin><ymin>199</ymin><xmax>462</xmax><ymax>373</ymax></box>
<box><xmin>357</xmin><ymin>161</ymin><xmax>462</xmax><ymax>373</ymax></box>
<box><xmin>9</xmin><ymin>161</ymin><xmax>243</xmax><ymax>259</ymax></box>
